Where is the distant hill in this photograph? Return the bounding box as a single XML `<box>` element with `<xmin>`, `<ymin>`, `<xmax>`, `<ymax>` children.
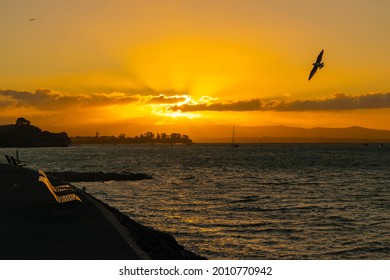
<box><xmin>0</xmin><ymin>118</ymin><xmax>71</xmax><ymax>147</ymax></box>
<box><xmin>196</xmin><ymin>126</ymin><xmax>390</xmax><ymax>143</ymax></box>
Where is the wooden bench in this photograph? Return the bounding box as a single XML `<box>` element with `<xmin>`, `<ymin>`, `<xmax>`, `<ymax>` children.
<box><xmin>5</xmin><ymin>155</ymin><xmax>12</xmax><ymax>164</ymax></box>
<box><xmin>5</xmin><ymin>155</ymin><xmax>27</xmax><ymax>167</ymax></box>
<box><xmin>38</xmin><ymin>169</ymin><xmax>82</xmax><ymax>204</ymax></box>
<box><xmin>39</xmin><ymin>170</ymin><xmax>75</xmax><ymax>192</ymax></box>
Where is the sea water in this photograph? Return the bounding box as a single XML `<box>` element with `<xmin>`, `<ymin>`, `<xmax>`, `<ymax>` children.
<box><xmin>4</xmin><ymin>143</ymin><xmax>389</xmax><ymax>259</ymax></box>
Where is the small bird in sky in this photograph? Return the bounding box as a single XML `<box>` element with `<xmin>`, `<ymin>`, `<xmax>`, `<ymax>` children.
<box><xmin>308</xmin><ymin>49</ymin><xmax>324</xmax><ymax>80</ymax></box>
<box><xmin>29</xmin><ymin>18</ymin><xmax>36</xmax><ymax>22</ymax></box>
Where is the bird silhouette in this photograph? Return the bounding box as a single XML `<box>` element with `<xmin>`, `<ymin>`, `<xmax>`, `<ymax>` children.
<box><xmin>308</xmin><ymin>49</ymin><xmax>324</xmax><ymax>80</ymax></box>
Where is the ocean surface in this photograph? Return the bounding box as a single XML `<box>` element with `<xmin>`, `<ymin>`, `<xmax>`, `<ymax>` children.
<box><xmin>4</xmin><ymin>143</ymin><xmax>389</xmax><ymax>259</ymax></box>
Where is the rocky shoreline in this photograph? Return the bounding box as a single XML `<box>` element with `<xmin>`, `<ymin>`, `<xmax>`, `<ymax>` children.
<box><xmin>48</xmin><ymin>170</ymin><xmax>205</xmax><ymax>259</ymax></box>
<box><xmin>88</xmin><ymin>193</ymin><xmax>206</xmax><ymax>260</ymax></box>
<box><xmin>1</xmin><ymin>163</ymin><xmax>205</xmax><ymax>259</ymax></box>
<box><xmin>47</xmin><ymin>171</ymin><xmax>152</xmax><ymax>182</ymax></box>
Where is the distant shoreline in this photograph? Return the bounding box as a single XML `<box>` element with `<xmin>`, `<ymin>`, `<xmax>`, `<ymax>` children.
<box><xmin>66</xmin><ymin>139</ymin><xmax>390</xmax><ymax>145</ymax></box>
<box><xmin>70</xmin><ymin>133</ymin><xmax>192</xmax><ymax>145</ymax></box>
<box><xmin>194</xmin><ymin>137</ymin><xmax>390</xmax><ymax>144</ymax></box>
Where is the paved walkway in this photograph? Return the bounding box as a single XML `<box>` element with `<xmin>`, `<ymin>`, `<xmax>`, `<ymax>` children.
<box><xmin>0</xmin><ymin>163</ymin><xmax>143</xmax><ymax>260</ymax></box>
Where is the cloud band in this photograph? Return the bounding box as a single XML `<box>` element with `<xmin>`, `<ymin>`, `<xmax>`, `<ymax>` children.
<box><xmin>1</xmin><ymin>89</ymin><xmax>389</xmax><ymax>112</ymax></box>
<box><xmin>169</xmin><ymin>93</ymin><xmax>390</xmax><ymax>112</ymax></box>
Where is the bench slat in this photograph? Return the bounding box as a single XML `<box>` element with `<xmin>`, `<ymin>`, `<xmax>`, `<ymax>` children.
<box><xmin>38</xmin><ymin>170</ymin><xmax>82</xmax><ymax>203</ymax></box>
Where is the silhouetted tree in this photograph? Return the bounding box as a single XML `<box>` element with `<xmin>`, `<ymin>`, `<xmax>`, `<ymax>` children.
<box><xmin>0</xmin><ymin>118</ymin><xmax>71</xmax><ymax>147</ymax></box>
<box><xmin>15</xmin><ymin>117</ymin><xmax>31</xmax><ymax>126</ymax></box>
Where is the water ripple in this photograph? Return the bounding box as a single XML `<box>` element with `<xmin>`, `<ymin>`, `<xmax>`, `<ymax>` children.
<box><xmin>14</xmin><ymin>143</ymin><xmax>390</xmax><ymax>259</ymax></box>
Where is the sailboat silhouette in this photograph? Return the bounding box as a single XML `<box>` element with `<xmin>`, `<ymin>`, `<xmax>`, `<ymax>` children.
<box><xmin>232</xmin><ymin>126</ymin><xmax>239</xmax><ymax>148</ymax></box>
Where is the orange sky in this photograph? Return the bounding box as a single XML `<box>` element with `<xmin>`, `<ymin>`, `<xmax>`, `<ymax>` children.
<box><xmin>1</xmin><ymin>0</ymin><xmax>390</xmax><ymax>140</ymax></box>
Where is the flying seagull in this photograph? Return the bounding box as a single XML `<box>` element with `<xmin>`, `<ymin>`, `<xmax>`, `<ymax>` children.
<box><xmin>308</xmin><ymin>49</ymin><xmax>324</xmax><ymax>80</ymax></box>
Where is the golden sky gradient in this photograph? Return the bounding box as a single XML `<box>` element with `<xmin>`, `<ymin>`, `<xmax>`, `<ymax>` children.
<box><xmin>1</xmin><ymin>0</ymin><xmax>390</xmax><ymax>140</ymax></box>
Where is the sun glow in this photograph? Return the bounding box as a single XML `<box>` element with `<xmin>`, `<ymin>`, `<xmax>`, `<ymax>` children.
<box><xmin>1</xmin><ymin>1</ymin><xmax>390</xmax><ymax>139</ymax></box>
<box><xmin>150</xmin><ymin>94</ymin><xmax>203</xmax><ymax>119</ymax></box>
<box><xmin>154</xmin><ymin>109</ymin><xmax>201</xmax><ymax>120</ymax></box>
<box><xmin>127</xmin><ymin>38</ymin><xmax>265</xmax><ymax>98</ymax></box>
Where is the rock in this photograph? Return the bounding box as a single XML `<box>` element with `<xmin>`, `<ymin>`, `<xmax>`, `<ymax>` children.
<box><xmin>102</xmin><ymin>203</ymin><xmax>206</xmax><ymax>260</ymax></box>
<box><xmin>47</xmin><ymin>171</ymin><xmax>152</xmax><ymax>182</ymax></box>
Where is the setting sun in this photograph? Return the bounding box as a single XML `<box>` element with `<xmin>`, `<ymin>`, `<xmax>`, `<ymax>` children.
<box><xmin>1</xmin><ymin>0</ymin><xmax>390</xmax><ymax>141</ymax></box>
<box><xmin>1</xmin><ymin>1</ymin><xmax>389</xmax><ymax>267</ymax></box>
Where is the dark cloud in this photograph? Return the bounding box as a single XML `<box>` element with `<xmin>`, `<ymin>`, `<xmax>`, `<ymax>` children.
<box><xmin>2</xmin><ymin>89</ymin><xmax>390</xmax><ymax>113</ymax></box>
<box><xmin>169</xmin><ymin>99</ymin><xmax>261</xmax><ymax>112</ymax></box>
<box><xmin>148</xmin><ymin>94</ymin><xmax>188</xmax><ymax>104</ymax></box>
<box><xmin>169</xmin><ymin>93</ymin><xmax>390</xmax><ymax>112</ymax></box>
<box><xmin>276</xmin><ymin>93</ymin><xmax>390</xmax><ymax>111</ymax></box>
<box><xmin>0</xmin><ymin>100</ymin><xmax>14</xmax><ymax>107</ymax></box>
<box><xmin>0</xmin><ymin>89</ymin><xmax>192</xmax><ymax>110</ymax></box>
<box><xmin>0</xmin><ymin>89</ymin><xmax>140</xmax><ymax>110</ymax></box>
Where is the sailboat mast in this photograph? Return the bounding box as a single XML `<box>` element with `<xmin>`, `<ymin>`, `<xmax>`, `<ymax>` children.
<box><xmin>232</xmin><ymin>126</ymin><xmax>238</xmax><ymax>147</ymax></box>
